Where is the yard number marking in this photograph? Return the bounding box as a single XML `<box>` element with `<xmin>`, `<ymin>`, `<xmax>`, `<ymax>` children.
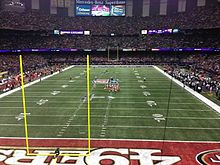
<box><xmin>62</xmin><ymin>85</ymin><xmax>68</xmax><ymax>88</ymax></box>
<box><xmin>152</xmin><ymin>114</ymin><xmax>165</xmax><ymax>122</ymax></box>
<box><xmin>15</xmin><ymin>113</ymin><xmax>31</xmax><ymax>121</ymax></box>
<box><xmin>147</xmin><ymin>101</ymin><xmax>157</xmax><ymax>107</ymax></box>
<box><xmin>36</xmin><ymin>99</ymin><xmax>48</xmax><ymax>105</ymax></box>
<box><xmin>143</xmin><ymin>91</ymin><xmax>151</xmax><ymax>96</ymax></box>
<box><xmin>51</xmin><ymin>91</ymin><xmax>61</xmax><ymax>96</ymax></box>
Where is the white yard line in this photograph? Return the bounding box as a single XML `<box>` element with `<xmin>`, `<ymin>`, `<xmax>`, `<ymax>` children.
<box><xmin>0</xmin><ymin>65</ymin><xmax>75</xmax><ymax>99</ymax></box>
<box><xmin>2</xmin><ymin>114</ymin><xmax>218</xmax><ymax>120</ymax></box>
<box><xmin>100</xmin><ymin>98</ymin><xmax>112</xmax><ymax>137</ymax></box>
<box><xmin>56</xmin><ymin>71</ymin><xmax>86</xmax><ymax>137</ymax></box>
<box><xmin>0</xmin><ymin>123</ymin><xmax>219</xmax><ymax>130</ymax></box>
<box><xmin>154</xmin><ymin>66</ymin><xmax>220</xmax><ymax>113</ymax></box>
<box><xmin>56</xmin><ymin>101</ymin><xmax>85</xmax><ymax>137</ymax></box>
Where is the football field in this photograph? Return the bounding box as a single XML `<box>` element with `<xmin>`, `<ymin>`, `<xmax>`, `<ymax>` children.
<box><xmin>0</xmin><ymin>65</ymin><xmax>219</xmax><ymax>142</ymax></box>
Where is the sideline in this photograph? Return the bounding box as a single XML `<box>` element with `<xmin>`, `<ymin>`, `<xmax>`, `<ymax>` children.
<box><xmin>0</xmin><ymin>65</ymin><xmax>75</xmax><ymax>99</ymax></box>
<box><xmin>153</xmin><ymin>66</ymin><xmax>220</xmax><ymax>113</ymax></box>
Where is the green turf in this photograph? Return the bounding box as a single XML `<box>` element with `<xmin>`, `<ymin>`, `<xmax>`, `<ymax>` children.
<box><xmin>0</xmin><ymin>66</ymin><xmax>219</xmax><ymax>141</ymax></box>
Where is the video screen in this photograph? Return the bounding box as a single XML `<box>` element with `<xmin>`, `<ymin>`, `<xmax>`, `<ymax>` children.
<box><xmin>76</xmin><ymin>5</ymin><xmax>91</xmax><ymax>16</ymax></box>
<box><xmin>92</xmin><ymin>5</ymin><xmax>110</xmax><ymax>16</ymax></box>
<box><xmin>75</xmin><ymin>0</ymin><xmax>126</xmax><ymax>16</ymax></box>
<box><xmin>110</xmin><ymin>5</ymin><xmax>125</xmax><ymax>16</ymax></box>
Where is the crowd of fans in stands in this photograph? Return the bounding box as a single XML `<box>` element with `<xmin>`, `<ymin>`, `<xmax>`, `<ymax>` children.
<box><xmin>0</xmin><ymin>5</ymin><xmax>219</xmax><ymax>33</ymax></box>
<box><xmin>0</xmin><ymin>5</ymin><xmax>219</xmax><ymax>49</ymax></box>
<box><xmin>0</xmin><ymin>55</ymin><xmax>65</xmax><ymax>92</ymax></box>
<box><xmin>0</xmin><ymin>54</ymin><xmax>219</xmax><ymax>100</ymax></box>
<box><xmin>0</xmin><ymin>5</ymin><xmax>219</xmax><ymax>99</ymax></box>
<box><xmin>0</xmin><ymin>34</ymin><xmax>219</xmax><ymax>50</ymax></box>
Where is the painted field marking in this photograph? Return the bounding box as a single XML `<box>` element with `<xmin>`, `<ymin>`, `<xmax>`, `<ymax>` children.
<box><xmin>136</xmin><ymin>76</ymin><xmax>141</xmax><ymax>79</ymax></box>
<box><xmin>69</xmin><ymin>80</ymin><xmax>75</xmax><ymax>83</ymax></box>
<box><xmin>99</xmin><ymin>96</ymin><xmax>114</xmax><ymax>137</ymax></box>
<box><xmin>0</xmin><ymin>65</ymin><xmax>74</xmax><ymax>99</ymax></box>
<box><xmin>154</xmin><ymin>66</ymin><xmax>220</xmax><ymax>113</ymax></box>
<box><xmin>152</xmin><ymin>114</ymin><xmax>165</xmax><ymax>122</ymax></box>
<box><xmin>135</xmin><ymin>73</ymin><xmax>140</xmax><ymax>76</ymax></box>
<box><xmin>61</xmin><ymin>85</ymin><xmax>68</xmax><ymax>88</ymax></box>
<box><xmin>51</xmin><ymin>91</ymin><xmax>61</xmax><ymax>96</ymax></box>
<box><xmin>56</xmin><ymin>101</ymin><xmax>85</xmax><ymax>137</ymax></box>
<box><xmin>140</xmin><ymin>85</ymin><xmax>147</xmax><ymax>89</ymax></box>
<box><xmin>138</xmin><ymin>80</ymin><xmax>143</xmax><ymax>83</ymax></box>
<box><xmin>74</xmin><ymin>76</ymin><xmax>80</xmax><ymax>79</ymax></box>
<box><xmin>15</xmin><ymin>113</ymin><xmax>31</xmax><ymax>121</ymax></box>
<box><xmin>147</xmin><ymin>101</ymin><xmax>157</xmax><ymax>107</ymax></box>
<box><xmin>143</xmin><ymin>91</ymin><xmax>151</xmax><ymax>96</ymax></box>
<box><xmin>93</xmin><ymin>96</ymin><xmax>106</xmax><ymax>99</ymax></box>
<box><xmin>36</xmin><ymin>99</ymin><xmax>48</xmax><ymax>106</ymax></box>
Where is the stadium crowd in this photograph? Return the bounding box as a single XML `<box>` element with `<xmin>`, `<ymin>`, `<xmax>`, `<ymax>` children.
<box><xmin>0</xmin><ymin>34</ymin><xmax>219</xmax><ymax>50</ymax></box>
<box><xmin>0</xmin><ymin>55</ymin><xmax>65</xmax><ymax>92</ymax></box>
<box><xmin>0</xmin><ymin>54</ymin><xmax>219</xmax><ymax>100</ymax></box>
<box><xmin>0</xmin><ymin>5</ymin><xmax>219</xmax><ymax>33</ymax></box>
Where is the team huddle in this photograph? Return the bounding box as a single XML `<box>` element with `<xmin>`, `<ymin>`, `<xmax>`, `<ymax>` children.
<box><xmin>104</xmin><ymin>78</ymin><xmax>120</xmax><ymax>92</ymax></box>
<box><xmin>93</xmin><ymin>77</ymin><xmax>120</xmax><ymax>92</ymax></box>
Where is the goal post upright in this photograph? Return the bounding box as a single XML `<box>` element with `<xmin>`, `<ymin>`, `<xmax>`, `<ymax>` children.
<box><xmin>19</xmin><ymin>55</ymin><xmax>30</xmax><ymax>155</ymax></box>
<box><xmin>19</xmin><ymin>54</ymin><xmax>91</xmax><ymax>157</ymax></box>
<box><xmin>86</xmin><ymin>54</ymin><xmax>91</xmax><ymax>154</ymax></box>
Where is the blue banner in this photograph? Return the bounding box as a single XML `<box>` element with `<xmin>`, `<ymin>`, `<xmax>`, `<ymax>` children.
<box><xmin>110</xmin><ymin>5</ymin><xmax>125</xmax><ymax>16</ymax></box>
<box><xmin>76</xmin><ymin>5</ymin><xmax>91</xmax><ymax>16</ymax></box>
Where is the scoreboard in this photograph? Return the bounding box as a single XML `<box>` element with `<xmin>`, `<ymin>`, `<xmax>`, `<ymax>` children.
<box><xmin>75</xmin><ymin>0</ymin><xmax>126</xmax><ymax>16</ymax></box>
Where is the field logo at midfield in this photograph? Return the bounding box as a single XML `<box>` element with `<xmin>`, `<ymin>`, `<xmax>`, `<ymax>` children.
<box><xmin>196</xmin><ymin>149</ymin><xmax>220</xmax><ymax>165</ymax></box>
<box><xmin>0</xmin><ymin>148</ymin><xmax>181</xmax><ymax>165</ymax></box>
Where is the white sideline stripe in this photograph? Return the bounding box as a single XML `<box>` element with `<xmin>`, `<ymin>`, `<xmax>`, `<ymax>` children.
<box><xmin>0</xmin><ymin>123</ymin><xmax>219</xmax><ymax>130</ymax></box>
<box><xmin>0</xmin><ymin>65</ymin><xmax>75</xmax><ymax>99</ymax></box>
<box><xmin>1</xmin><ymin>114</ymin><xmax>219</xmax><ymax>120</ymax></box>
<box><xmin>0</xmin><ymin>137</ymin><xmax>219</xmax><ymax>143</ymax></box>
<box><xmin>154</xmin><ymin>66</ymin><xmax>220</xmax><ymax>113</ymax></box>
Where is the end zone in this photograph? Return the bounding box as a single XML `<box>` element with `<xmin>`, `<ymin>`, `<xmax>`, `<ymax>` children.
<box><xmin>0</xmin><ymin>138</ymin><xmax>219</xmax><ymax>165</ymax></box>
